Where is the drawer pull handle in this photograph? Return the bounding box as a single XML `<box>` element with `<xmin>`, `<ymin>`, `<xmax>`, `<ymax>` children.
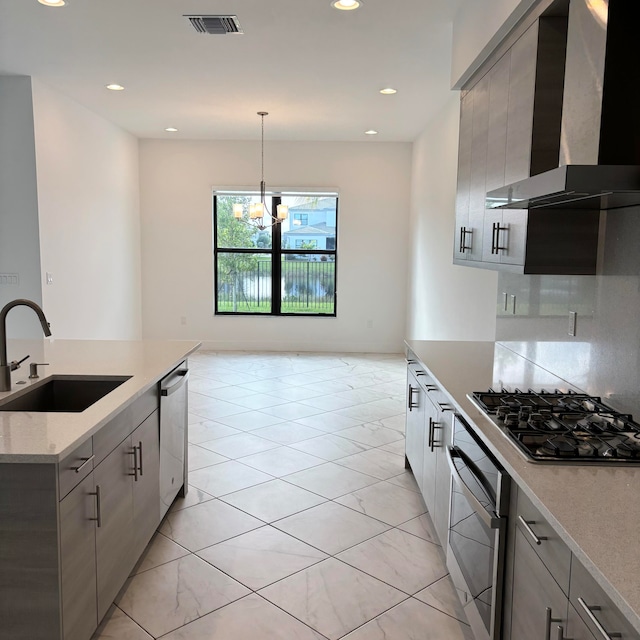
<box><xmin>577</xmin><ymin>597</ymin><xmax>622</xmax><ymax>639</ymax></box>
<box><xmin>555</xmin><ymin>625</ymin><xmax>568</xmax><ymax>640</ymax></box>
<box><xmin>425</xmin><ymin>385</ymin><xmax>438</xmax><ymax>392</ymax></box>
<box><xmin>518</xmin><ymin>515</ymin><xmax>547</xmax><ymax>545</ymax></box>
<box><xmin>546</xmin><ymin>608</ymin><xmax>563</xmax><ymax>640</ymax></box>
<box><xmin>72</xmin><ymin>455</ymin><xmax>95</xmax><ymax>474</ymax></box>
<box><xmin>437</xmin><ymin>402</ymin><xmax>452</xmax><ymax>412</ymax></box>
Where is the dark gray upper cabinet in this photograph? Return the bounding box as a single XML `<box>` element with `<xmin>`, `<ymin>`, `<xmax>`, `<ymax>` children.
<box><xmin>453</xmin><ymin>7</ymin><xmax>601</xmax><ymax>275</ymax></box>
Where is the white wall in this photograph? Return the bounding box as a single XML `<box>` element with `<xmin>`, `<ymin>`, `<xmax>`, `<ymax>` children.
<box><xmin>406</xmin><ymin>93</ymin><xmax>497</xmax><ymax>341</ymax></box>
<box><xmin>451</xmin><ymin>0</ymin><xmax>537</xmax><ymax>87</ymax></box>
<box><xmin>0</xmin><ymin>76</ymin><xmax>44</xmax><ymax>338</ymax></box>
<box><xmin>31</xmin><ymin>79</ymin><xmax>142</xmax><ymax>340</ymax></box>
<box><xmin>139</xmin><ymin>139</ymin><xmax>411</xmax><ymax>353</ymax></box>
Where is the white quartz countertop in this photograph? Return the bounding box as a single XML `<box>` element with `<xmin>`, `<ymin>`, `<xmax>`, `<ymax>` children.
<box><xmin>405</xmin><ymin>339</ymin><xmax>640</xmax><ymax>634</ymax></box>
<box><xmin>0</xmin><ymin>339</ymin><xmax>200</xmax><ymax>463</ymax></box>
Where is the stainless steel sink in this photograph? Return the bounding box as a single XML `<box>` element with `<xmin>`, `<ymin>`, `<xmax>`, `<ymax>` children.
<box><xmin>0</xmin><ymin>375</ymin><xmax>132</xmax><ymax>412</ymax></box>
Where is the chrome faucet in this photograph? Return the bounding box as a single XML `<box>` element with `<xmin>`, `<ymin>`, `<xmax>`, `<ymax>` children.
<box><xmin>0</xmin><ymin>299</ymin><xmax>52</xmax><ymax>392</ymax></box>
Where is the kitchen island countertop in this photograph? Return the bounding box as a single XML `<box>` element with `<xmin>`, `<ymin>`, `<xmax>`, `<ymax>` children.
<box><xmin>0</xmin><ymin>339</ymin><xmax>200</xmax><ymax>463</ymax></box>
<box><xmin>406</xmin><ymin>339</ymin><xmax>640</xmax><ymax>635</ymax></box>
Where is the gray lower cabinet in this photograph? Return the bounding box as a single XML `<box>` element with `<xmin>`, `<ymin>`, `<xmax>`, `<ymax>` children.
<box><xmin>0</xmin><ymin>381</ymin><xmax>180</xmax><ymax>640</ymax></box>
<box><xmin>60</xmin><ymin>474</ymin><xmax>98</xmax><ymax>640</ymax></box>
<box><xmin>405</xmin><ymin>367</ymin><xmax>426</xmax><ymax>492</ymax></box>
<box><xmin>95</xmin><ymin>436</ymin><xmax>136</xmax><ymax>621</ymax></box>
<box><xmin>132</xmin><ymin>410</ymin><xmax>161</xmax><ymax>560</ymax></box>
<box><xmin>94</xmin><ymin>408</ymin><xmax>160</xmax><ymax>621</ymax></box>
<box><xmin>510</xmin><ymin>526</ymin><xmax>568</xmax><ymax>640</ymax></box>
<box><xmin>405</xmin><ymin>355</ymin><xmax>453</xmax><ymax>548</ymax></box>
<box><xmin>505</xmin><ymin>487</ymin><xmax>640</xmax><ymax>640</ymax></box>
<box><xmin>421</xmin><ymin>391</ymin><xmax>452</xmax><ymax>545</ymax></box>
<box><xmin>431</xmin><ymin>406</ymin><xmax>452</xmax><ymax>545</ymax></box>
<box><xmin>567</xmin><ymin>603</ymin><xmax>597</xmax><ymax>640</ymax></box>
<box><xmin>569</xmin><ymin>557</ymin><xmax>640</xmax><ymax>640</ymax></box>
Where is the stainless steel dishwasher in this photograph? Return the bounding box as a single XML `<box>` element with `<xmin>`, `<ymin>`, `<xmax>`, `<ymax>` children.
<box><xmin>159</xmin><ymin>362</ymin><xmax>189</xmax><ymax>518</ymax></box>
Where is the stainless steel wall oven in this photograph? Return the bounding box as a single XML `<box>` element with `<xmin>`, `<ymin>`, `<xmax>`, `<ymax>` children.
<box><xmin>446</xmin><ymin>414</ymin><xmax>511</xmax><ymax>640</ymax></box>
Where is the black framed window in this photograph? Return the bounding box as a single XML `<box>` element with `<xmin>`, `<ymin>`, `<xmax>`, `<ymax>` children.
<box><xmin>213</xmin><ymin>192</ymin><xmax>337</xmax><ymax>316</ymax></box>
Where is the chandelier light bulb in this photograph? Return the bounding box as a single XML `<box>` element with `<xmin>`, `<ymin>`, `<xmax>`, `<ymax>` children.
<box><xmin>233</xmin><ymin>204</ymin><xmax>243</xmax><ymax>219</ymax></box>
<box><xmin>277</xmin><ymin>204</ymin><xmax>289</xmax><ymax>220</ymax></box>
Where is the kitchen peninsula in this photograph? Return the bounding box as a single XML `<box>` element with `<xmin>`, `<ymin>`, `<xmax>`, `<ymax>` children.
<box><xmin>406</xmin><ymin>340</ymin><xmax>640</xmax><ymax>639</ymax></box>
<box><xmin>0</xmin><ymin>338</ymin><xmax>200</xmax><ymax>640</ymax></box>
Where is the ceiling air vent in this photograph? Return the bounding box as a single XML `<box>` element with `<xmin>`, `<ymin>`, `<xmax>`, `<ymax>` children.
<box><xmin>185</xmin><ymin>15</ymin><xmax>243</xmax><ymax>35</ymax></box>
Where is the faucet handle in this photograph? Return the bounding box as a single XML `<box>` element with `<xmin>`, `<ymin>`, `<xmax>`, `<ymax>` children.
<box><xmin>29</xmin><ymin>362</ymin><xmax>49</xmax><ymax>379</ymax></box>
<box><xmin>10</xmin><ymin>354</ymin><xmax>30</xmax><ymax>372</ymax></box>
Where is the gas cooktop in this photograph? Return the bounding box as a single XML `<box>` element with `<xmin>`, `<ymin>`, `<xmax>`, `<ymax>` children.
<box><xmin>470</xmin><ymin>389</ymin><xmax>640</xmax><ymax>464</ymax></box>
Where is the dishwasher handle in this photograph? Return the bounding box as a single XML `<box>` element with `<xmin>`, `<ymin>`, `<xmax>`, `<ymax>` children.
<box><xmin>160</xmin><ymin>368</ymin><xmax>189</xmax><ymax>397</ymax></box>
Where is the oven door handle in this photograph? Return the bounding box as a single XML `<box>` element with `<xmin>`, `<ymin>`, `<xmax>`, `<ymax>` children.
<box><xmin>447</xmin><ymin>446</ymin><xmax>502</xmax><ymax>530</ymax></box>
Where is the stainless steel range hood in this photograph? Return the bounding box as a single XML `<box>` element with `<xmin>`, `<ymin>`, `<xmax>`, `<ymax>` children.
<box><xmin>487</xmin><ymin>0</ymin><xmax>640</xmax><ymax>211</ymax></box>
<box><xmin>487</xmin><ymin>165</ymin><xmax>640</xmax><ymax>210</ymax></box>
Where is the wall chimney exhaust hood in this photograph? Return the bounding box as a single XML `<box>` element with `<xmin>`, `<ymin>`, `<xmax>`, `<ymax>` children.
<box><xmin>487</xmin><ymin>165</ymin><xmax>640</xmax><ymax>210</ymax></box>
<box><xmin>487</xmin><ymin>0</ymin><xmax>640</xmax><ymax>212</ymax></box>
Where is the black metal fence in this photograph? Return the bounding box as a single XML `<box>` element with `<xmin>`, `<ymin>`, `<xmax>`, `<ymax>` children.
<box><xmin>217</xmin><ymin>259</ymin><xmax>335</xmax><ymax>313</ymax></box>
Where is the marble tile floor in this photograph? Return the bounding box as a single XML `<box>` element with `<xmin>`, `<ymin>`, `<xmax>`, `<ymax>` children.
<box><xmin>92</xmin><ymin>351</ymin><xmax>473</xmax><ymax>640</ymax></box>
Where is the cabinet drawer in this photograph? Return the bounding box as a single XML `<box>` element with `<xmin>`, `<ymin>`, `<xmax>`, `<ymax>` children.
<box><xmin>570</xmin><ymin>559</ymin><xmax>640</xmax><ymax>640</ymax></box>
<box><xmin>58</xmin><ymin>438</ymin><xmax>94</xmax><ymax>500</ymax></box>
<box><xmin>516</xmin><ymin>489</ymin><xmax>571</xmax><ymax>595</ymax></box>
<box><xmin>93</xmin><ymin>386</ymin><xmax>158</xmax><ymax>465</ymax></box>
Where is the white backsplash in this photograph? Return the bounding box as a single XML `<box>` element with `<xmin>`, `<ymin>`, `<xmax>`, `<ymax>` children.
<box><xmin>496</xmin><ymin>206</ymin><xmax>640</xmax><ymax>416</ymax></box>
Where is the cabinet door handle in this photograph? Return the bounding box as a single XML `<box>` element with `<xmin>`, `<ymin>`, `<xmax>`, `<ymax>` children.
<box><xmin>72</xmin><ymin>455</ymin><xmax>95</xmax><ymax>474</ymax></box>
<box><xmin>518</xmin><ymin>515</ymin><xmax>547</xmax><ymax>545</ymax></box>
<box><xmin>459</xmin><ymin>227</ymin><xmax>472</xmax><ymax>253</ymax></box>
<box><xmin>437</xmin><ymin>402</ymin><xmax>452</xmax><ymax>412</ymax></box>
<box><xmin>425</xmin><ymin>384</ymin><xmax>438</xmax><ymax>392</ymax></box>
<box><xmin>577</xmin><ymin>598</ymin><xmax>622</xmax><ymax>639</ymax></box>
<box><xmin>137</xmin><ymin>441</ymin><xmax>143</xmax><ymax>477</ymax></box>
<box><xmin>555</xmin><ymin>625</ymin><xmax>570</xmax><ymax>640</ymax></box>
<box><xmin>408</xmin><ymin>385</ymin><xmax>418</xmax><ymax>411</ymax></box>
<box><xmin>496</xmin><ymin>223</ymin><xmax>508</xmax><ymax>252</ymax></box>
<box><xmin>429</xmin><ymin>418</ymin><xmax>442</xmax><ymax>452</ymax></box>
<box><xmin>546</xmin><ymin>608</ymin><xmax>563</xmax><ymax>640</ymax></box>
<box><xmin>129</xmin><ymin>447</ymin><xmax>139</xmax><ymax>481</ymax></box>
<box><xmin>90</xmin><ymin>485</ymin><xmax>102</xmax><ymax>528</ymax></box>
<box><xmin>492</xmin><ymin>222</ymin><xmax>509</xmax><ymax>254</ymax></box>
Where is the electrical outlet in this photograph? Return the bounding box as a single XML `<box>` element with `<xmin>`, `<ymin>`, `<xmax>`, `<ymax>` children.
<box><xmin>569</xmin><ymin>311</ymin><xmax>577</xmax><ymax>336</ymax></box>
<box><xmin>180</xmin><ymin>316</ymin><xmax>187</xmax><ymax>326</ymax></box>
<box><xmin>46</xmin><ymin>272</ymin><xmax>53</xmax><ymax>285</ymax></box>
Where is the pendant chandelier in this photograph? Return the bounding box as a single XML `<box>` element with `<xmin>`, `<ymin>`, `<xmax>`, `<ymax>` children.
<box><xmin>233</xmin><ymin>112</ymin><xmax>288</xmax><ymax>230</ymax></box>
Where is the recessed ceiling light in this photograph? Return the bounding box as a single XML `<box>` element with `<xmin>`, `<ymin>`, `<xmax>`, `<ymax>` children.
<box><xmin>105</xmin><ymin>84</ymin><xmax>125</xmax><ymax>91</ymax></box>
<box><xmin>380</xmin><ymin>88</ymin><xmax>397</xmax><ymax>95</ymax></box>
<box><xmin>165</xmin><ymin>127</ymin><xmax>178</xmax><ymax>132</ymax></box>
<box><xmin>331</xmin><ymin>0</ymin><xmax>362</xmax><ymax>10</ymax></box>
<box><xmin>38</xmin><ymin>0</ymin><xmax>67</xmax><ymax>6</ymax></box>
<box><xmin>365</xmin><ymin>129</ymin><xmax>378</xmax><ymax>135</ymax></box>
